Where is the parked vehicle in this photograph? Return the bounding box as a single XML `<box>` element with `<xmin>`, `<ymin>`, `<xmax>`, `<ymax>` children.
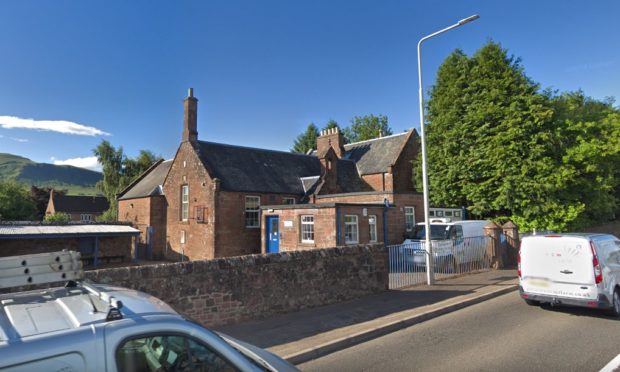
<box><xmin>519</xmin><ymin>233</ymin><xmax>620</xmax><ymax>316</ymax></box>
<box><xmin>401</xmin><ymin>220</ymin><xmax>489</xmax><ymax>272</ymax></box>
<box><xmin>0</xmin><ymin>250</ymin><xmax>298</xmax><ymax>371</ymax></box>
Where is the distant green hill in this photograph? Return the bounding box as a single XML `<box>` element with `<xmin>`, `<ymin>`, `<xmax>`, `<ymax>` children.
<box><xmin>0</xmin><ymin>153</ymin><xmax>102</xmax><ymax>195</ymax></box>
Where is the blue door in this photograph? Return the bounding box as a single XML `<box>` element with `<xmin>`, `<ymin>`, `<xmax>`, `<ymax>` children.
<box><xmin>266</xmin><ymin>216</ymin><xmax>280</xmax><ymax>253</ymax></box>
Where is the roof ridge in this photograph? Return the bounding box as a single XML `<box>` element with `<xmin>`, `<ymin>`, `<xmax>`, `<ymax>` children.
<box><xmin>344</xmin><ymin>130</ymin><xmax>410</xmax><ymax>148</ymax></box>
<box><xmin>198</xmin><ymin>140</ymin><xmax>314</xmax><ymax>158</ymax></box>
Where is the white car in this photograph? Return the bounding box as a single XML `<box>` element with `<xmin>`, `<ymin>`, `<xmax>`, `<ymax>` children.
<box><xmin>0</xmin><ymin>251</ymin><xmax>298</xmax><ymax>371</ymax></box>
<box><xmin>519</xmin><ymin>233</ymin><xmax>620</xmax><ymax>316</ymax></box>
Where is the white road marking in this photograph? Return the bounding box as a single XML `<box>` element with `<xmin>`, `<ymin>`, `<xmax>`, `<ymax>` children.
<box><xmin>600</xmin><ymin>353</ymin><xmax>620</xmax><ymax>372</ymax></box>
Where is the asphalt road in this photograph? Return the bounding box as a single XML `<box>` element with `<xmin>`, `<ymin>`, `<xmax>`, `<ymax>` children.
<box><xmin>299</xmin><ymin>291</ymin><xmax>620</xmax><ymax>372</ymax></box>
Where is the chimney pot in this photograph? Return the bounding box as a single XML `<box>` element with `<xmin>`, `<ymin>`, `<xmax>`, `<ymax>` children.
<box><xmin>188</xmin><ymin>88</ymin><xmax>194</xmax><ymax>97</ymax></box>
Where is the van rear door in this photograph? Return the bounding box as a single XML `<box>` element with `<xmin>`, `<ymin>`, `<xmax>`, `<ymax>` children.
<box><xmin>521</xmin><ymin>235</ymin><xmax>597</xmax><ymax>300</ymax></box>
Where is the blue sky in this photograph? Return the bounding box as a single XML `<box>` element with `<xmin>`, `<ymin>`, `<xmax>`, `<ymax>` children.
<box><xmin>0</xmin><ymin>1</ymin><xmax>618</xmax><ymax>171</ymax></box>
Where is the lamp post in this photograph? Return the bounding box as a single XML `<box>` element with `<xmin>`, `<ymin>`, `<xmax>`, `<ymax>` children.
<box><xmin>418</xmin><ymin>14</ymin><xmax>479</xmax><ymax>285</ymax></box>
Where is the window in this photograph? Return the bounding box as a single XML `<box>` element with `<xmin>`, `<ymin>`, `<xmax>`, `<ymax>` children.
<box><xmin>245</xmin><ymin>196</ymin><xmax>260</xmax><ymax>228</ymax></box>
<box><xmin>80</xmin><ymin>214</ymin><xmax>92</xmax><ymax>222</ymax></box>
<box><xmin>116</xmin><ymin>335</ymin><xmax>237</xmax><ymax>372</ymax></box>
<box><xmin>180</xmin><ymin>230</ymin><xmax>186</xmax><ymax>244</ymax></box>
<box><xmin>436</xmin><ymin>210</ymin><xmax>444</xmax><ymax>217</ymax></box>
<box><xmin>283</xmin><ymin>197</ymin><xmax>296</xmax><ymax>205</ymax></box>
<box><xmin>454</xmin><ymin>210</ymin><xmax>461</xmax><ymax>217</ymax></box>
<box><xmin>445</xmin><ymin>210</ymin><xmax>453</xmax><ymax>217</ymax></box>
<box><xmin>195</xmin><ymin>206</ymin><xmax>206</xmax><ymax>223</ymax></box>
<box><xmin>368</xmin><ymin>215</ymin><xmax>377</xmax><ymax>243</ymax></box>
<box><xmin>429</xmin><ymin>210</ymin><xmax>435</xmax><ymax>217</ymax></box>
<box><xmin>181</xmin><ymin>185</ymin><xmax>189</xmax><ymax>221</ymax></box>
<box><xmin>344</xmin><ymin>215</ymin><xmax>358</xmax><ymax>244</ymax></box>
<box><xmin>405</xmin><ymin>207</ymin><xmax>415</xmax><ymax>232</ymax></box>
<box><xmin>301</xmin><ymin>215</ymin><xmax>314</xmax><ymax>243</ymax></box>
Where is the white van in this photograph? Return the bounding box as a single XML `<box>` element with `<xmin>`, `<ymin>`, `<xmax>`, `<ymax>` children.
<box><xmin>519</xmin><ymin>233</ymin><xmax>620</xmax><ymax>316</ymax></box>
<box><xmin>403</xmin><ymin>220</ymin><xmax>489</xmax><ymax>270</ymax></box>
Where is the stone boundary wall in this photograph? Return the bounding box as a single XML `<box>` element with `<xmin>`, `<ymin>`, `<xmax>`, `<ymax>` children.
<box><xmin>85</xmin><ymin>244</ymin><xmax>388</xmax><ymax>327</ymax></box>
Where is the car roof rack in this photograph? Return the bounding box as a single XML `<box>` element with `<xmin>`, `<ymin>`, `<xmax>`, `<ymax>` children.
<box><xmin>0</xmin><ymin>250</ymin><xmax>83</xmax><ymax>289</ymax></box>
<box><xmin>0</xmin><ymin>250</ymin><xmax>125</xmax><ymax>321</ymax></box>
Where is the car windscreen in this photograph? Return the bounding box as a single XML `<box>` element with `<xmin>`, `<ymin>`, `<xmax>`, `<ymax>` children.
<box><xmin>413</xmin><ymin>225</ymin><xmax>449</xmax><ymax>240</ymax></box>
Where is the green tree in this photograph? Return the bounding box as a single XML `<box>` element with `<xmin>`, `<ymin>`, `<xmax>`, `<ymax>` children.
<box><xmin>0</xmin><ymin>181</ymin><xmax>37</xmax><ymax>220</ymax></box>
<box><xmin>291</xmin><ymin>123</ymin><xmax>319</xmax><ymax>154</ymax></box>
<box><xmin>44</xmin><ymin>212</ymin><xmax>71</xmax><ymax>223</ymax></box>
<box><xmin>344</xmin><ymin>114</ymin><xmax>392</xmax><ymax>143</ymax></box>
<box><xmin>549</xmin><ymin>91</ymin><xmax>620</xmax><ymax>227</ymax></box>
<box><xmin>93</xmin><ymin>140</ymin><xmax>160</xmax><ymax>221</ymax></box>
<box><xmin>423</xmin><ymin>42</ymin><xmax>571</xmax><ymax>231</ymax></box>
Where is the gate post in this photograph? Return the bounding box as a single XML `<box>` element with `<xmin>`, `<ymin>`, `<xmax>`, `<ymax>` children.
<box><xmin>483</xmin><ymin>222</ymin><xmax>503</xmax><ymax>269</ymax></box>
<box><xmin>502</xmin><ymin>221</ymin><xmax>519</xmax><ymax>267</ymax></box>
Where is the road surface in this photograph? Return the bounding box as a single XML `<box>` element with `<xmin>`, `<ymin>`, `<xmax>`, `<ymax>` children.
<box><xmin>300</xmin><ymin>291</ymin><xmax>620</xmax><ymax>371</ymax></box>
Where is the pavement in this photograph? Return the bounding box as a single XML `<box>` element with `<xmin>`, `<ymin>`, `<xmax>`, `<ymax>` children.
<box><xmin>216</xmin><ymin>269</ymin><xmax>518</xmax><ymax>365</ymax></box>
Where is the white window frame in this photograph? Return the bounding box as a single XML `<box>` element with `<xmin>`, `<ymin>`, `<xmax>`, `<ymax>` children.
<box><xmin>245</xmin><ymin>196</ymin><xmax>260</xmax><ymax>228</ymax></box>
<box><xmin>180</xmin><ymin>230</ymin><xmax>186</xmax><ymax>244</ymax></box>
<box><xmin>301</xmin><ymin>215</ymin><xmax>315</xmax><ymax>243</ymax></box>
<box><xmin>181</xmin><ymin>185</ymin><xmax>189</xmax><ymax>221</ymax></box>
<box><xmin>405</xmin><ymin>207</ymin><xmax>415</xmax><ymax>232</ymax></box>
<box><xmin>368</xmin><ymin>215</ymin><xmax>377</xmax><ymax>243</ymax></box>
<box><xmin>283</xmin><ymin>197</ymin><xmax>296</xmax><ymax>205</ymax></box>
<box><xmin>344</xmin><ymin>215</ymin><xmax>359</xmax><ymax>244</ymax></box>
<box><xmin>80</xmin><ymin>214</ymin><xmax>92</xmax><ymax>222</ymax></box>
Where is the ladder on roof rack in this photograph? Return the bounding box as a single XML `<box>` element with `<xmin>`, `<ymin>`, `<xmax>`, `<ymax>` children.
<box><xmin>0</xmin><ymin>250</ymin><xmax>83</xmax><ymax>289</ymax></box>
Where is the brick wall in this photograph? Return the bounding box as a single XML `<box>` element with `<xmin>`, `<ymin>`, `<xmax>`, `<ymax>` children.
<box><xmin>119</xmin><ymin>196</ymin><xmax>167</xmax><ymax>259</ymax></box>
<box><xmin>215</xmin><ymin>191</ymin><xmax>300</xmax><ymax>257</ymax></box>
<box><xmin>85</xmin><ymin>244</ymin><xmax>388</xmax><ymax>327</ymax></box>
<box><xmin>163</xmin><ymin>141</ymin><xmax>216</xmax><ymax>261</ymax></box>
<box><xmin>392</xmin><ymin>131</ymin><xmax>419</xmax><ymax>193</ymax></box>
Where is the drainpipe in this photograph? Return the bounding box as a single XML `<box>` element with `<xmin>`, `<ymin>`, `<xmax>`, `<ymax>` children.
<box><xmin>336</xmin><ymin>206</ymin><xmax>341</xmax><ymax>245</ymax></box>
<box><xmin>383</xmin><ymin>199</ymin><xmax>389</xmax><ymax>245</ymax></box>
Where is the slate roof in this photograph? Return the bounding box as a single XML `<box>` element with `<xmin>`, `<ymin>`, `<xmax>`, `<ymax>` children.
<box><xmin>336</xmin><ymin>159</ymin><xmax>374</xmax><ymax>193</ymax></box>
<box><xmin>194</xmin><ymin>141</ymin><xmax>321</xmax><ymax>194</ymax></box>
<box><xmin>0</xmin><ymin>224</ymin><xmax>140</xmax><ymax>239</ymax></box>
<box><xmin>51</xmin><ymin>194</ymin><xmax>109</xmax><ymax>214</ymax></box>
<box><xmin>341</xmin><ymin>131</ymin><xmax>411</xmax><ymax>174</ymax></box>
<box><xmin>118</xmin><ymin>160</ymin><xmax>173</xmax><ymax>200</ymax></box>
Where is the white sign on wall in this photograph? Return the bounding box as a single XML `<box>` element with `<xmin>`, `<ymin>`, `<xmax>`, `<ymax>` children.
<box><xmin>283</xmin><ymin>220</ymin><xmax>293</xmax><ymax>228</ymax></box>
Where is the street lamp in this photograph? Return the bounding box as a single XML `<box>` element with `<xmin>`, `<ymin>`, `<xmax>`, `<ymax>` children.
<box><xmin>417</xmin><ymin>14</ymin><xmax>479</xmax><ymax>285</ymax></box>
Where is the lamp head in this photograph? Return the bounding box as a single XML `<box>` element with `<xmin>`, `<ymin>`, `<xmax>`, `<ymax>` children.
<box><xmin>457</xmin><ymin>14</ymin><xmax>480</xmax><ymax>26</ymax></box>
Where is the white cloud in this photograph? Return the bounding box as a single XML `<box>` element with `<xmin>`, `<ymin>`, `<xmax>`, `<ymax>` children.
<box><xmin>53</xmin><ymin>156</ymin><xmax>101</xmax><ymax>171</ymax></box>
<box><xmin>0</xmin><ymin>116</ymin><xmax>110</xmax><ymax>136</ymax></box>
<box><xmin>11</xmin><ymin>137</ymin><xmax>29</xmax><ymax>143</ymax></box>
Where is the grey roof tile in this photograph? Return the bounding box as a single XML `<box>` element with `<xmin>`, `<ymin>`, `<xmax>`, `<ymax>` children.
<box><xmin>342</xmin><ymin>131</ymin><xmax>410</xmax><ymax>175</ymax></box>
<box><xmin>118</xmin><ymin>160</ymin><xmax>172</xmax><ymax>200</ymax></box>
<box><xmin>194</xmin><ymin>141</ymin><xmax>321</xmax><ymax>194</ymax></box>
<box><xmin>51</xmin><ymin>195</ymin><xmax>109</xmax><ymax>213</ymax></box>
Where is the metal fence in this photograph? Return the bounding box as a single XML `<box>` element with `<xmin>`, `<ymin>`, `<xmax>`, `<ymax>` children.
<box><xmin>388</xmin><ymin>236</ymin><xmax>491</xmax><ymax>289</ymax></box>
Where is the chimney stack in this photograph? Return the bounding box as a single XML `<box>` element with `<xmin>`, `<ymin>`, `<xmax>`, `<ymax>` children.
<box><xmin>316</xmin><ymin>127</ymin><xmax>345</xmax><ymax>158</ymax></box>
<box><xmin>182</xmin><ymin>88</ymin><xmax>198</xmax><ymax>142</ymax></box>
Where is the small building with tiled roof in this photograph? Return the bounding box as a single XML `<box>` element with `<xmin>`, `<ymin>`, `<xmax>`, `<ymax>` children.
<box><xmin>0</xmin><ymin>222</ymin><xmax>139</xmax><ymax>268</ymax></box>
<box><xmin>117</xmin><ymin>159</ymin><xmax>172</xmax><ymax>260</ymax></box>
<box><xmin>118</xmin><ymin>89</ymin><xmax>423</xmax><ymax>261</ymax></box>
<box><xmin>45</xmin><ymin>192</ymin><xmax>109</xmax><ymax>222</ymax></box>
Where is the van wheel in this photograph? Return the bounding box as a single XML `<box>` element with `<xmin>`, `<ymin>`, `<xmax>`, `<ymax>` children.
<box><xmin>524</xmin><ymin>299</ymin><xmax>539</xmax><ymax>306</ymax></box>
<box><xmin>609</xmin><ymin>289</ymin><xmax>620</xmax><ymax>317</ymax></box>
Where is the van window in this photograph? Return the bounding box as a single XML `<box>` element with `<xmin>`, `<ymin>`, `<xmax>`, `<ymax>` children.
<box><xmin>449</xmin><ymin>226</ymin><xmax>463</xmax><ymax>240</ymax></box>
<box><xmin>116</xmin><ymin>335</ymin><xmax>238</xmax><ymax>372</ymax></box>
<box><xmin>413</xmin><ymin>225</ymin><xmax>449</xmax><ymax>240</ymax></box>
